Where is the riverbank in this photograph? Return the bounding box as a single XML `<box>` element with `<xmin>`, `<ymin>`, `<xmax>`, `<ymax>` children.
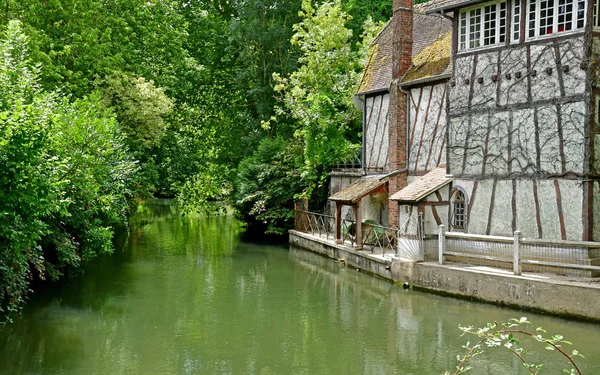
<box><xmin>289</xmin><ymin>230</ymin><xmax>600</xmax><ymax>322</ymax></box>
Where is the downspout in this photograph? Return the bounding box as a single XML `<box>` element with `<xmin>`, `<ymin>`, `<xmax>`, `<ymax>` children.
<box><xmin>362</xmin><ymin>95</ymin><xmax>366</xmax><ymax>172</ymax></box>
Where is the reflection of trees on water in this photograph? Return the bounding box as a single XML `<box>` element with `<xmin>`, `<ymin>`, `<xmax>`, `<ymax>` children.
<box><xmin>287</xmin><ymin>247</ymin><xmax>600</xmax><ymax>375</ymax></box>
<box><xmin>1</xmin><ymin>201</ymin><xmax>599</xmax><ymax>374</ymax></box>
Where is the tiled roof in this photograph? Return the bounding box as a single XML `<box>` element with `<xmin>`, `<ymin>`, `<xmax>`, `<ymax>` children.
<box><xmin>390</xmin><ymin>167</ymin><xmax>450</xmax><ymax>202</ymax></box>
<box><xmin>423</xmin><ymin>0</ymin><xmax>487</xmax><ymax>14</ymax></box>
<box><xmin>356</xmin><ymin>9</ymin><xmax>452</xmax><ymax>94</ymax></box>
<box><xmin>356</xmin><ymin>22</ymin><xmax>393</xmax><ymax>94</ymax></box>
<box><xmin>329</xmin><ymin>177</ymin><xmax>388</xmax><ymax>204</ymax></box>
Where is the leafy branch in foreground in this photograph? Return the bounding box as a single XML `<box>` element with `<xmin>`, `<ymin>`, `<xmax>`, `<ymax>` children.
<box><xmin>445</xmin><ymin>317</ymin><xmax>584</xmax><ymax>375</ymax></box>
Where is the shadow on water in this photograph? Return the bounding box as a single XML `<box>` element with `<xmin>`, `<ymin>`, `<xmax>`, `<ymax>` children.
<box><xmin>0</xmin><ymin>199</ymin><xmax>599</xmax><ymax>375</ymax></box>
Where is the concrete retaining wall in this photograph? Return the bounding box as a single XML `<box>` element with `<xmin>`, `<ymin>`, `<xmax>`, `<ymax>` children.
<box><xmin>289</xmin><ymin>231</ymin><xmax>394</xmax><ymax>281</ymax></box>
<box><xmin>290</xmin><ymin>230</ymin><xmax>600</xmax><ymax>321</ymax></box>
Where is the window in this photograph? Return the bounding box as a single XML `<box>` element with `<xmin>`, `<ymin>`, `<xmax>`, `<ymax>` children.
<box><xmin>512</xmin><ymin>0</ymin><xmax>521</xmax><ymax>42</ymax></box>
<box><xmin>527</xmin><ymin>0</ymin><xmax>586</xmax><ymax>38</ymax></box>
<box><xmin>595</xmin><ymin>0</ymin><xmax>600</xmax><ymax>27</ymax></box>
<box><xmin>452</xmin><ymin>191</ymin><xmax>466</xmax><ymax>230</ymax></box>
<box><xmin>459</xmin><ymin>1</ymin><xmax>507</xmax><ymax>51</ymax></box>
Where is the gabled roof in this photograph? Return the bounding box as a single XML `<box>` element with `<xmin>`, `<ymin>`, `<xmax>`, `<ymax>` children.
<box><xmin>390</xmin><ymin>167</ymin><xmax>451</xmax><ymax>202</ymax></box>
<box><xmin>356</xmin><ymin>7</ymin><xmax>452</xmax><ymax>94</ymax></box>
<box><xmin>329</xmin><ymin>177</ymin><xmax>388</xmax><ymax>204</ymax></box>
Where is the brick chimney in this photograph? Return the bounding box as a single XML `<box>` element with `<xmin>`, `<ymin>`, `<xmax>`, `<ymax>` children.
<box><xmin>387</xmin><ymin>0</ymin><xmax>412</xmax><ymax>229</ymax></box>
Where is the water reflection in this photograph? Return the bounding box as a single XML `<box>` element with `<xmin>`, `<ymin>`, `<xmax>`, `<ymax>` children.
<box><xmin>0</xmin><ymin>200</ymin><xmax>598</xmax><ymax>375</ymax></box>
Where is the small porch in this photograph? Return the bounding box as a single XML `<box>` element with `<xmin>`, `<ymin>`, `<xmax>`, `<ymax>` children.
<box><xmin>328</xmin><ymin>176</ymin><xmax>390</xmax><ymax>251</ymax></box>
<box><xmin>390</xmin><ymin>167</ymin><xmax>451</xmax><ymax>261</ymax></box>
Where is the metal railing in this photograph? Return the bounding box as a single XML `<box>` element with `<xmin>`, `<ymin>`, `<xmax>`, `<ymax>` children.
<box><xmin>362</xmin><ymin>222</ymin><xmax>398</xmax><ymax>257</ymax></box>
<box><xmin>331</xmin><ymin>147</ymin><xmax>362</xmax><ymax>170</ymax></box>
<box><xmin>437</xmin><ymin>225</ymin><xmax>600</xmax><ymax>277</ymax></box>
<box><xmin>294</xmin><ymin>210</ymin><xmax>407</xmax><ymax>257</ymax></box>
<box><xmin>294</xmin><ymin>210</ymin><xmax>335</xmax><ymax>240</ymax></box>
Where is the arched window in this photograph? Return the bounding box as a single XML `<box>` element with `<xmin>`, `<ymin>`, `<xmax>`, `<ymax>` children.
<box><xmin>453</xmin><ymin>191</ymin><xmax>467</xmax><ymax>230</ymax></box>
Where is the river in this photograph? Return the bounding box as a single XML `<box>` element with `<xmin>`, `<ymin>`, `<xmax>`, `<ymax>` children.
<box><xmin>0</xmin><ymin>200</ymin><xmax>598</xmax><ymax>374</ymax></box>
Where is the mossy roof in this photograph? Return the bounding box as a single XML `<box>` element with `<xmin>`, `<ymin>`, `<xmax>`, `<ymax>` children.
<box><xmin>329</xmin><ymin>177</ymin><xmax>388</xmax><ymax>204</ymax></box>
<box><xmin>401</xmin><ymin>31</ymin><xmax>452</xmax><ymax>85</ymax></box>
<box><xmin>356</xmin><ymin>22</ymin><xmax>393</xmax><ymax>95</ymax></box>
<box><xmin>390</xmin><ymin>167</ymin><xmax>451</xmax><ymax>202</ymax></box>
<box><xmin>356</xmin><ymin>8</ymin><xmax>452</xmax><ymax>94</ymax></box>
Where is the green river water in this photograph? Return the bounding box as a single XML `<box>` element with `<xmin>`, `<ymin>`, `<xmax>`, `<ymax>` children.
<box><xmin>1</xmin><ymin>200</ymin><xmax>599</xmax><ymax>374</ymax></box>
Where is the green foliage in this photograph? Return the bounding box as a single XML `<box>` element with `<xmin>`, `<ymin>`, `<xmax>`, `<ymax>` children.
<box><xmin>233</xmin><ymin>137</ymin><xmax>304</xmax><ymax>234</ymax></box>
<box><xmin>0</xmin><ymin>21</ymin><xmax>137</xmax><ymax>324</ymax></box>
<box><xmin>100</xmin><ymin>73</ymin><xmax>174</xmax><ymax>149</ymax></box>
<box><xmin>446</xmin><ymin>317</ymin><xmax>584</xmax><ymax>375</ymax></box>
<box><xmin>271</xmin><ymin>0</ymin><xmax>381</xmax><ymax>195</ymax></box>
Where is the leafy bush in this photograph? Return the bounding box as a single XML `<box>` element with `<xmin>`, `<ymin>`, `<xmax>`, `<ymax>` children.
<box><xmin>0</xmin><ymin>21</ymin><xmax>137</xmax><ymax>324</ymax></box>
<box><xmin>233</xmin><ymin>137</ymin><xmax>304</xmax><ymax>235</ymax></box>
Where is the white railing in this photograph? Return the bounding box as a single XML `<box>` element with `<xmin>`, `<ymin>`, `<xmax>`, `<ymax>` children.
<box><xmin>437</xmin><ymin>225</ymin><xmax>600</xmax><ymax>277</ymax></box>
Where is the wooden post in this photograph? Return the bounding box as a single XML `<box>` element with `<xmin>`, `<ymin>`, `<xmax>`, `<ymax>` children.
<box><xmin>354</xmin><ymin>201</ymin><xmax>362</xmax><ymax>250</ymax></box>
<box><xmin>438</xmin><ymin>224</ymin><xmax>446</xmax><ymax>265</ymax></box>
<box><xmin>513</xmin><ymin>230</ymin><xmax>522</xmax><ymax>275</ymax></box>
<box><xmin>335</xmin><ymin>202</ymin><xmax>343</xmax><ymax>244</ymax></box>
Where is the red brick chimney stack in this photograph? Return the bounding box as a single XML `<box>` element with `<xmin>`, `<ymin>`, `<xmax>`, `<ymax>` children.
<box><xmin>388</xmin><ymin>0</ymin><xmax>412</xmax><ymax>229</ymax></box>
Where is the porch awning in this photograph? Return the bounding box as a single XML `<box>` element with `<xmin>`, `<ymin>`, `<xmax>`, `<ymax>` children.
<box><xmin>329</xmin><ymin>177</ymin><xmax>388</xmax><ymax>205</ymax></box>
<box><xmin>390</xmin><ymin>167</ymin><xmax>450</xmax><ymax>202</ymax></box>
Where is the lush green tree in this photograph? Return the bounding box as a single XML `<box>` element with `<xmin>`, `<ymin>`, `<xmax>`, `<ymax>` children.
<box><xmin>0</xmin><ymin>21</ymin><xmax>137</xmax><ymax>323</ymax></box>
<box><xmin>271</xmin><ymin>0</ymin><xmax>379</xmax><ymax>195</ymax></box>
<box><xmin>342</xmin><ymin>0</ymin><xmax>392</xmax><ymax>44</ymax></box>
<box><xmin>233</xmin><ymin>137</ymin><xmax>304</xmax><ymax>235</ymax></box>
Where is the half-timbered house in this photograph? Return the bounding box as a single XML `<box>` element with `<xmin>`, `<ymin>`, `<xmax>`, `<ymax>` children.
<box><xmin>327</xmin><ymin>0</ymin><xmax>600</xmax><ymax>261</ymax></box>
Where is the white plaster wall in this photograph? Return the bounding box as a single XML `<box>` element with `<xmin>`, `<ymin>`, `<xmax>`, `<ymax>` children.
<box><xmin>464</xmin><ymin>180</ymin><xmax>492</xmax><ymax>234</ymax></box>
<box><xmin>510</xmin><ymin>108</ymin><xmax>537</xmax><ymax>174</ymax></box>
<box><xmin>409</xmin><ymin>86</ymin><xmax>429</xmax><ymax>171</ymax></box>
<box><xmin>558</xmin><ymin>38</ymin><xmax>586</xmax><ymax>97</ymax></box>
<box><xmin>488</xmin><ymin>180</ymin><xmax>513</xmax><ymax>236</ymax></box>
<box><xmin>449</xmin><ymin>55</ymin><xmax>474</xmax><ymax>111</ymax></box>
<box><xmin>364</xmin><ymin>94</ymin><xmax>390</xmax><ymax>170</ymax></box>
<box><xmin>408</xmin><ymin>83</ymin><xmax>447</xmax><ymax>172</ymax></box>
<box><xmin>536</xmin><ymin>180</ymin><xmax>562</xmax><ymax>240</ymax></box>
<box><xmin>593</xmin><ymin>37</ymin><xmax>600</xmax><ymax>88</ymax></box>
<box><xmin>560</xmin><ymin>101</ymin><xmax>586</xmax><ymax>173</ymax></box>
<box><xmin>362</xmin><ymin>193</ymin><xmax>389</xmax><ymax>226</ymax></box>
<box><xmin>485</xmin><ymin>111</ymin><xmax>510</xmax><ymax>175</ymax></box>
<box><xmin>448</xmin><ymin>116</ymin><xmax>468</xmax><ymax>176</ymax></box>
<box><xmin>515</xmin><ymin>180</ymin><xmax>539</xmax><ymax>239</ymax></box>
<box><xmin>558</xmin><ymin>179</ymin><xmax>583</xmax><ymax>241</ymax></box>
<box><xmin>471</xmin><ymin>51</ymin><xmax>498</xmax><ymax>108</ymax></box>
<box><xmin>398</xmin><ymin>205</ymin><xmax>418</xmax><ymax>235</ymax></box>
<box><xmin>537</xmin><ymin>105</ymin><xmax>562</xmax><ymax>173</ymax></box>
<box><xmin>530</xmin><ymin>44</ymin><xmax>562</xmax><ymax>102</ymax></box>
<box><xmin>462</xmin><ymin>113</ymin><xmax>487</xmax><ymax>175</ymax></box>
<box><xmin>499</xmin><ymin>47</ymin><xmax>528</xmax><ymax>106</ymax></box>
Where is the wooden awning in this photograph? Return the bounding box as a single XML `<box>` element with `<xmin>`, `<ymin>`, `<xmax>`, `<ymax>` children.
<box><xmin>329</xmin><ymin>177</ymin><xmax>388</xmax><ymax>205</ymax></box>
<box><xmin>390</xmin><ymin>167</ymin><xmax>450</xmax><ymax>202</ymax></box>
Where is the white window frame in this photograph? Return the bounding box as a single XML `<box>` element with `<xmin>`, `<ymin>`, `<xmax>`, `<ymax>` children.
<box><xmin>526</xmin><ymin>0</ymin><xmax>587</xmax><ymax>39</ymax></box>
<box><xmin>458</xmin><ymin>0</ymin><xmax>508</xmax><ymax>52</ymax></box>
<box><xmin>512</xmin><ymin>0</ymin><xmax>522</xmax><ymax>43</ymax></box>
<box><xmin>594</xmin><ymin>0</ymin><xmax>600</xmax><ymax>28</ymax></box>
